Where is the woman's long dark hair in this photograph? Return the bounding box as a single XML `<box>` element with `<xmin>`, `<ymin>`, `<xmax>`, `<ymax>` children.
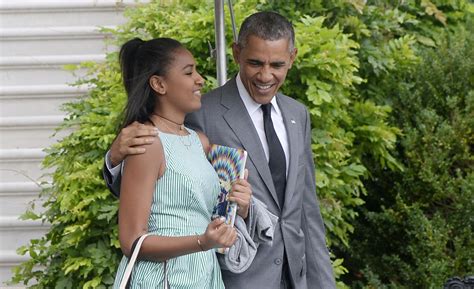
<box><xmin>119</xmin><ymin>37</ymin><xmax>183</xmax><ymax>129</ymax></box>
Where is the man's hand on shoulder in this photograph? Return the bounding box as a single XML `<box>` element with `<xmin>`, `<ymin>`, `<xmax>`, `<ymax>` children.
<box><xmin>109</xmin><ymin>121</ymin><xmax>159</xmax><ymax>166</ymax></box>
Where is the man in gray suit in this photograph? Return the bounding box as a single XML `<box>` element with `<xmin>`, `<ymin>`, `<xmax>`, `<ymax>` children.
<box><xmin>104</xmin><ymin>11</ymin><xmax>335</xmax><ymax>289</ymax></box>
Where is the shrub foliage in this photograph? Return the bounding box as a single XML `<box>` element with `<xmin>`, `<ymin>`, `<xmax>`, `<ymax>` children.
<box><xmin>347</xmin><ymin>26</ymin><xmax>474</xmax><ymax>288</ymax></box>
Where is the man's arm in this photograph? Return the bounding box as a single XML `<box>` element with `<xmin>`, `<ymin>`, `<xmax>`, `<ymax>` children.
<box><xmin>301</xmin><ymin>109</ymin><xmax>336</xmax><ymax>289</ymax></box>
<box><xmin>102</xmin><ymin>122</ymin><xmax>158</xmax><ymax>197</ymax></box>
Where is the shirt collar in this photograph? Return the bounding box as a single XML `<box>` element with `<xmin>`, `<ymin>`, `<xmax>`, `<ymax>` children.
<box><xmin>236</xmin><ymin>73</ymin><xmax>282</xmax><ymax>117</ymax></box>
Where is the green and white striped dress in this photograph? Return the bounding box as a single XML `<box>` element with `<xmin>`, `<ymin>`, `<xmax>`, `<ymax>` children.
<box><xmin>113</xmin><ymin>128</ymin><xmax>224</xmax><ymax>289</ymax></box>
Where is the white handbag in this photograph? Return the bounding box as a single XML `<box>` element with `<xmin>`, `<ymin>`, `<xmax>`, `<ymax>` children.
<box><xmin>119</xmin><ymin>233</ymin><xmax>169</xmax><ymax>289</ymax></box>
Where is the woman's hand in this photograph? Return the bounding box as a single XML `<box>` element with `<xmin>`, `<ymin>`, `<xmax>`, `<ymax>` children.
<box><xmin>228</xmin><ymin>169</ymin><xmax>252</xmax><ymax>219</ymax></box>
<box><xmin>200</xmin><ymin>217</ymin><xmax>237</xmax><ymax>250</ymax></box>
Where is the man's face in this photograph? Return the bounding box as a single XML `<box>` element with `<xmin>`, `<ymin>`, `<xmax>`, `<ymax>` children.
<box><xmin>232</xmin><ymin>35</ymin><xmax>297</xmax><ymax>104</ymax></box>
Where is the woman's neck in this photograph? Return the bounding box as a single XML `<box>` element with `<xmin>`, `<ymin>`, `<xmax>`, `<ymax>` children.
<box><xmin>151</xmin><ymin>113</ymin><xmax>186</xmax><ymax>134</ymax></box>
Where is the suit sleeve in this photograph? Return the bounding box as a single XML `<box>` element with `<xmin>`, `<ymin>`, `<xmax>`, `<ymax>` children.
<box><xmin>301</xmin><ymin>108</ymin><xmax>336</xmax><ymax>289</ymax></box>
<box><xmin>102</xmin><ymin>151</ymin><xmax>122</xmax><ymax>198</ymax></box>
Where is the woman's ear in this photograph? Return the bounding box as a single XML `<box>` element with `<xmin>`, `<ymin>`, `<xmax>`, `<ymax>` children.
<box><xmin>149</xmin><ymin>75</ymin><xmax>166</xmax><ymax>95</ymax></box>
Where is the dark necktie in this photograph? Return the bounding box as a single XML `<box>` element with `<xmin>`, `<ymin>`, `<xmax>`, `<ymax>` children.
<box><xmin>261</xmin><ymin>103</ymin><xmax>287</xmax><ymax>207</ymax></box>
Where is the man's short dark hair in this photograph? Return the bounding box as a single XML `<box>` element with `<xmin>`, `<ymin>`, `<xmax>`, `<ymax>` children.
<box><xmin>237</xmin><ymin>11</ymin><xmax>295</xmax><ymax>52</ymax></box>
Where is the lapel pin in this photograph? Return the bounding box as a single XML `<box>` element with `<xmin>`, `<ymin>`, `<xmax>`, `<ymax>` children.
<box><xmin>291</xmin><ymin>119</ymin><xmax>296</xmax><ymax>124</ymax></box>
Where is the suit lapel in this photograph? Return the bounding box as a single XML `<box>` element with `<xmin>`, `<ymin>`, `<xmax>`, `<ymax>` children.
<box><xmin>276</xmin><ymin>95</ymin><xmax>299</xmax><ymax>211</ymax></box>
<box><xmin>220</xmin><ymin>79</ymin><xmax>281</xmax><ymax>208</ymax></box>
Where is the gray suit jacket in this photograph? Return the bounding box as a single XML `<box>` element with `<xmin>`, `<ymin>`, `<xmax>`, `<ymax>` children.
<box><xmin>185</xmin><ymin>78</ymin><xmax>335</xmax><ymax>289</ymax></box>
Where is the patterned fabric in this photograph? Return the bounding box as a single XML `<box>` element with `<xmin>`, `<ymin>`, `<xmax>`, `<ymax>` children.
<box><xmin>113</xmin><ymin>129</ymin><xmax>224</xmax><ymax>289</ymax></box>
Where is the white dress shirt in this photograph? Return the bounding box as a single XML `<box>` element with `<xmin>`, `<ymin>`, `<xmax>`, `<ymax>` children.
<box><xmin>236</xmin><ymin>73</ymin><xmax>289</xmax><ymax>176</ymax></box>
<box><xmin>105</xmin><ymin>150</ymin><xmax>121</xmax><ymax>176</ymax></box>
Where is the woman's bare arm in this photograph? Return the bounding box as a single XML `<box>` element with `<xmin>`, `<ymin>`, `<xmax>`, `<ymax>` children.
<box><xmin>119</xmin><ymin>132</ymin><xmax>236</xmax><ymax>262</ymax></box>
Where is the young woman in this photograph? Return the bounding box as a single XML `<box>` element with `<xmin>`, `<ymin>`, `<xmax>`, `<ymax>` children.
<box><xmin>113</xmin><ymin>37</ymin><xmax>251</xmax><ymax>288</ymax></box>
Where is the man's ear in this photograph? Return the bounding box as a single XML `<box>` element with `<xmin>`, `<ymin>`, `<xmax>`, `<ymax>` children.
<box><xmin>149</xmin><ymin>75</ymin><xmax>166</xmax><ymax>95</ymax></box>
<box><xmin>288</xmin><ymin>47</ymin><xmax>298</xmax><ymax>69</ymax></box>
<box><xmin>231</xmin><ymin>42</ymin><xmax>241</xmax><ymax>64</ymax></box>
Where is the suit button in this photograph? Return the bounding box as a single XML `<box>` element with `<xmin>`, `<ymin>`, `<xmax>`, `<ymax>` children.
<box><xmin>274</xmin><ymin>258</ymin><xmax>282</xmax><ymax>265</ymax></box>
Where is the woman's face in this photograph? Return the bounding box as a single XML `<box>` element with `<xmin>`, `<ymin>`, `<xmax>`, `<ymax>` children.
<box><xmin>159</xmin><ymin>48</ymin><xmax>205</xmax><ymax>113</ymax></box>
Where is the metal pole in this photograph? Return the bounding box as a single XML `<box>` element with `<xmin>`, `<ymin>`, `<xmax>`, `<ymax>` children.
<box><xmin>227</xmin><ymin>0</ymin><xmax>238</xmax><ymax>43</ymax></box>
<box><xmin>214</xmin><ymin>0</ymin><xmax>227</xmax><ymax>86</ymax></box>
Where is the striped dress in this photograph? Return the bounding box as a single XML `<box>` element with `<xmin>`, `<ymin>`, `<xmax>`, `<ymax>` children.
<box><xmin>113</xmin><ymin>128</ymin><xmax>224</xmax><ymax>289</ymax></box>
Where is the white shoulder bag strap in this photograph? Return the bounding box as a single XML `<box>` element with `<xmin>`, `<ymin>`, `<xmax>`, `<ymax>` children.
<box><xmin>119</xmin><ymin>233</ymin><xmax>169</xmax><ymax>289</ymax></box>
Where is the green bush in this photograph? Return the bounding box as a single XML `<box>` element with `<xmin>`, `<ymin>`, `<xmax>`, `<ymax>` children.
<box><xmin>346</xmin><ymin>25</ymin><xmax>474</xmax><ymax>289</ymax></box>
